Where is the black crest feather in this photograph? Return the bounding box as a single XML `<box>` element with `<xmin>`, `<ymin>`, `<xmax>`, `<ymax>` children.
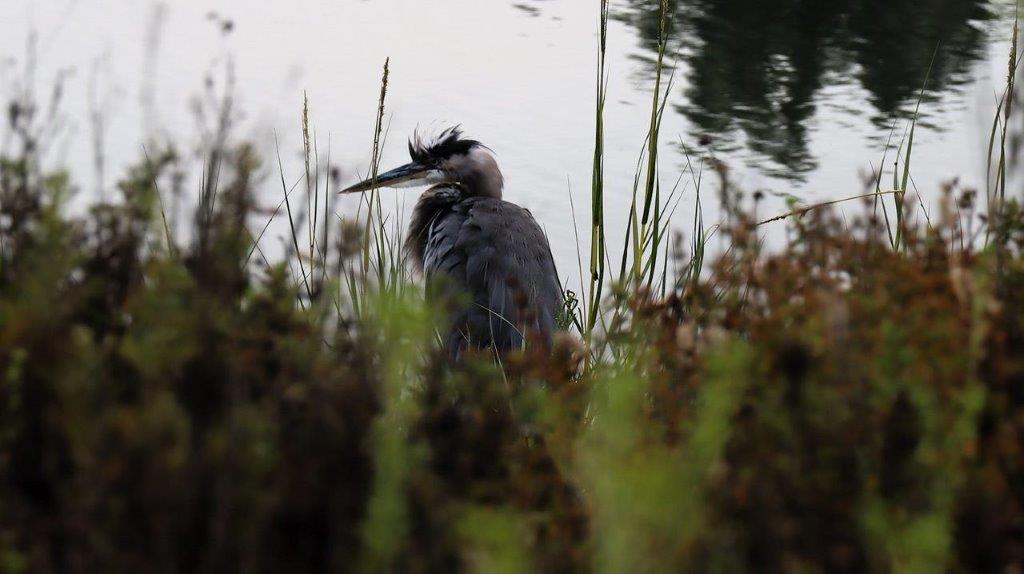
<box><xmin>408</xmin><ymin>126</ymin><xmax>482</xmax><ymax>164</ymax></box>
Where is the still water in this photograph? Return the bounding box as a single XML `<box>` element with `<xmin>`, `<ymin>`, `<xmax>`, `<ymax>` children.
<box><xmin>1</xmin><ymin>0</ymin><xmax>1018</xmax><ymax>285</ymax></box>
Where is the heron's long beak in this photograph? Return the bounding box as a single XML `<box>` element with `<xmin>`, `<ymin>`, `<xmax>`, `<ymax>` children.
<box><xmin>340</xmin><ymin>162</ymin><xmax>437</xmax><ymax>194</ymax></box>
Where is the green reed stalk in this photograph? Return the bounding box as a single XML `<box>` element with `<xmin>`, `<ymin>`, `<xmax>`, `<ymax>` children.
<box><xmin>982</xmin><ymin>12</ymin><xmax>1021</xmax><ymax>246</ymax></box>
<box><xmin>620</xmin><ymin>0</ymin><xmax>672</xmax><ymax>289</ymax></box>
<box><xmin>363</xmin><ymin>58</ymin><xmax>390</xmax><ymax>288</ymax></box>
<box><xmin>892</xmin><ymin>45</ymin><xmax>938</xmax><ymax>251</ymax></box>
<box><xmin>998</xmin><ymin>17</ymin><xmax>1018</xmax><ymax>210</ymax></box>
<box><xmin>277</xmin><ymin>133</ymin><xmax>312</xmax><ymax>302</ymax></box>
<box><xmin>303</xmin><ymin>92</ymin><xmax>314</xmax><ymax>265</ymax></box>
<box><xmin>320</xmin><ymin>133</ymin><xmax>332</xmax><ymax>289</ymax></box>
<box><xmin>636</xmin><ymin>0</ymin><xmax>670</xmax><ymax>285</ymax></box>
<box><xmin>985</xmin><ymin>10</ymin><xmax>1020</xmax><ymax>249</ymax></box>
<box><xmin>586</xmin><ymin>0</ymin><xmax>610</xmax><ymax>338</ymax></box>
<box><xmin>641</xmin><ymin>75</ymin><xmax>673</xmax><ymax>286</ymax></box>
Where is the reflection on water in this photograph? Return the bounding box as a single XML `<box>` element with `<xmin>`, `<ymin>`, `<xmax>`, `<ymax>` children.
<box><xmin>613</xmin><ymin>0</ymin><xmax>997</xmax><ymax>179</ymax></box>
<box><xmin>0</xmin><ymin>0</ymin><xmax>1016</xmax><ymax>276</ymax></box>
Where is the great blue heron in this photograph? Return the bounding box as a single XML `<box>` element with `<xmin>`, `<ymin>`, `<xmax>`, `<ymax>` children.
<box><xmin>341</xmin><ymin>127</ymin><xmax>563</xmax><ymax>359</ymax></box>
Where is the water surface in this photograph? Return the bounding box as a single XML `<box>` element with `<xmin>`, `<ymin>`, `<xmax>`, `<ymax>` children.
<box><xmin>0</xmin><ymin>0</ymin><xmax>1018</xmax><ymax>284</ymax></box>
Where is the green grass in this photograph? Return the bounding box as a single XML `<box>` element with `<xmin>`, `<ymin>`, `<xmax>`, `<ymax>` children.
<box><xmin>586</xmin><ymin>0</ymin><xmax>611</xmax><ymax>340</ymax></box>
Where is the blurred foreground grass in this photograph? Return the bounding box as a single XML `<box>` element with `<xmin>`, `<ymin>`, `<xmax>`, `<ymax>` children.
<box><xmin>3</xmin><ymin>119</ymin><xmax>1024</xmax><ymax>574</ymax></box>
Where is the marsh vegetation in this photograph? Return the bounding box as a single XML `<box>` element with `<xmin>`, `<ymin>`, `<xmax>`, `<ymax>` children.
<box><xmin>0</xmin><ymin>1</ymin><xmax>1023</xmax><ymax>572</ymax></box>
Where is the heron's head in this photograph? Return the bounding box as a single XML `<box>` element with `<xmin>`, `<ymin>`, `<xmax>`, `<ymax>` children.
<box><xmin>340</xmin><ymin>126</ymin><xmax>503</xmax><ymax>199</ymax></box>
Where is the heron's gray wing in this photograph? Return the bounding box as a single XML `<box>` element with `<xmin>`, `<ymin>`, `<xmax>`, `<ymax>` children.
<box><xmin>423</xmin><ymin>197</ymin><xmax>562</xmax><ymax>357</ymax></box>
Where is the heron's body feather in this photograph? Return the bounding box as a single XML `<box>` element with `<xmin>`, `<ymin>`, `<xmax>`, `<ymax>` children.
<box><xmin>407</xmin><ymin>187</ymin><xmax>561</xmax><ymax>358</ymax></box>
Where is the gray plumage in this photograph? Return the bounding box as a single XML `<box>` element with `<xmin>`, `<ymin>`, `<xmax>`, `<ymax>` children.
<box><xmin>408</xmin><ymin>188</ymin><xmax>562</xmax><ymax>358</ymax></box>
<box><xmin>341</xmin><ymin>127</ymin><xmax>563</xmax><ymax>359</ymax></box>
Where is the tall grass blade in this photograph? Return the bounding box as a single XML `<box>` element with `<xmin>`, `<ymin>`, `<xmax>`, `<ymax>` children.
<box><xmin>586</xmin><ymin>0</ymin><xmax>610</xmax><ymax>339</ymax></box>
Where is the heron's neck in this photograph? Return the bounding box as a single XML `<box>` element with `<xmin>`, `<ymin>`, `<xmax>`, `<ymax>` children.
<box><xmin>457</xmin><ymin>148</ymin><xmax>503</xmax><ymax>199</ymax></box>
<box><xmin>463</xmin><ymin>169</ymin><xmax>503</xmax><ymax>199</ymax></box>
